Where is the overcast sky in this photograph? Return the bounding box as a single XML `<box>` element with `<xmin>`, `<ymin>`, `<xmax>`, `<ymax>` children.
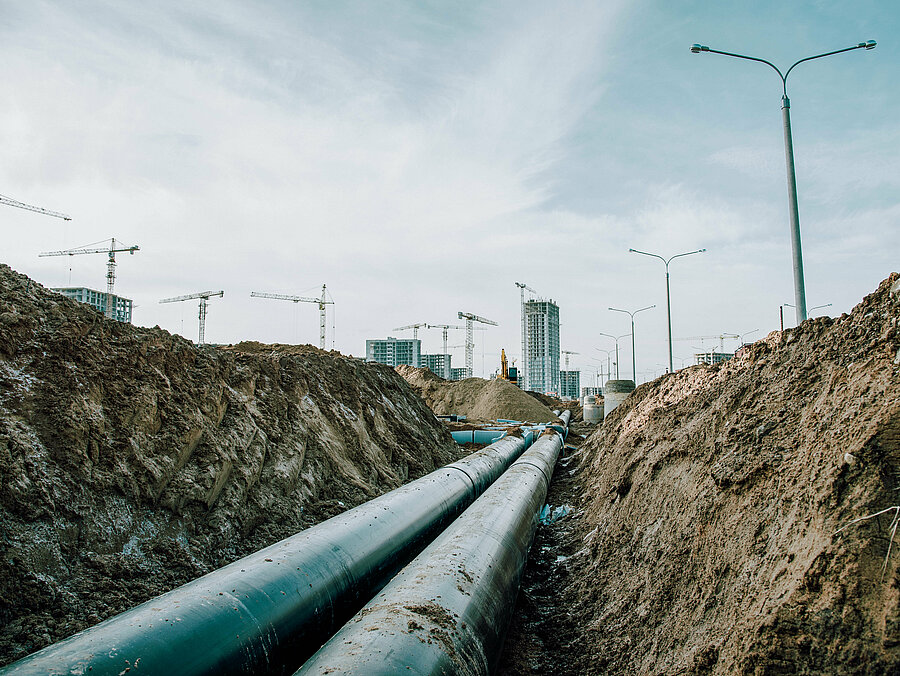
<box><xmin>2</xmin><ymin>1</ymin><xmax>897</xmax><ymax>383</ymax></box>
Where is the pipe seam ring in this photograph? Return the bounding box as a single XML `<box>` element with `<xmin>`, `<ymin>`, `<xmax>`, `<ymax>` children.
<box><xmin>514</xmin><ymin>459</ymin><xmax>555</xmax><ymax>489</ymax></box>
<box><xmin>445</xmin><ymin>465</ymin><xmax>478</xmax><ymax>495</ymax></box>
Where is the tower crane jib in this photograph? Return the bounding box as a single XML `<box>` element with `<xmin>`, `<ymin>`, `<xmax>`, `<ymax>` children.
<box><xmin>393</xmin><ymin>323</ymin><xmax>427</xmax><ymax>340</ymax></box>
<box><xmin>39</xmin><ymin>238</ymin><xmax>139</xmax><ymax>319</ymax></box>
<box><xmin>1</xmin><ymin>193</ymin><xmax>71</xmax><ymax>220</ymax></box>
<box><xmin>160</xmin><ymin>290</ymin><xmax>224</xmax><ymax>345</ymax></box>
<box><xmin>250</xmin><ymin>285</ymin><xmax>334</xmax><ymax>349</ymax></box>
<box><xmin>457</xmin><ymin>311</ymin><xmax>498</xmax><ymax>377</ymax></box>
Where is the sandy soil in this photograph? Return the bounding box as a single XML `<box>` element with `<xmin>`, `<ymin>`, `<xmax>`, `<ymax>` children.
<box><xmin>499</xmin><ymin>273</ymin><xmax>900</xmax><ymax>675</ymax></box>
<box><xmin>0</xmin><ymin>265</ymin><xmax>463</xmax><ymax>666</ymax></box>
<box><xmin>396</xmin><ymin>365</ymin><xmax>558</xmax><ymax>423</ymax></box>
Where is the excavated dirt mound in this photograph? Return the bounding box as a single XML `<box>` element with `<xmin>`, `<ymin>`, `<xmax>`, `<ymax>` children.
<box><xmin>396</xmin><ymin>365</ymin><xmax>557</xmax><ymax>423</ymax></box>
<box><xmin>526</xmin><ymin>390</ymin><xmax>585</xmax><ymax>423</ymax></box>
<box><xmin>0</xmin><ymin>265</ymin><xmax>462</xmax><ymax>666</ymax></box>
<box><xmin>500</xmin><ymin>273</ymin><xmax>900</xmax><ymax>675</ymax></box>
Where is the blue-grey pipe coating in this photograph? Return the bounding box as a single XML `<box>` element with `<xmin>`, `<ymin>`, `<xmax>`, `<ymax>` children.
<box><xmin>0</xmin><ymin>436</ymin><xmax>528</xmax><ymax>676</ymax></box>
<box><xmin>295</xmin><ymin>430</ymin><xmax>564</xmax><ymax>675</ymax></box>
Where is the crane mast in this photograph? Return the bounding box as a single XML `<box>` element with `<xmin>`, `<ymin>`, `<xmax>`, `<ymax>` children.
<box><xmin>424</xmin><ymin>324</ymin><xmax>465</xmax><ymax>379</ymax></box>
<box><xmin>1</xmin><ymin>193</ymin><xmax>71</xmax><ymax>220</ymax></box>
<box><xmin>250</xmin><ymin>285</ymin><xmax>334</xmax><ymax>349</ymax></box>
<box><xmin>160</xmin><ymin>290</ymin><xmax>224</xmax><ymax>345</ymax></box>
<box><xmin>515</xmin><ymin>282</ymin><xmax>539</xmax><ymax>390</ymax></box>
<box><xmin>39</xmin><ymin>237</ymin><xmax>139</xmax><ymax>319</ymax></box>
<box><xmin>561</xmin><ymin>349</ymin><xmax>579</xmax><ymax>370</ymax></box>
<box><xmin>457</xmin><ymin>312</ymin><xmax>498</xmax><ymax>377</ymax></box>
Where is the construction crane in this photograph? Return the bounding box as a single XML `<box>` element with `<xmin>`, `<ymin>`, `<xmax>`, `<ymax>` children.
<box><xmin>1</xmin><ymin>192</ymin><xmax>71</xmax><ymax>220</ymax></box>
<box><xmin>561</xmin><ymin>350</ymin><xmax>580</xmax><ymax>370</ymax></box>
<box><xmin>160</xmin><ymin>290</ymin><xmax>224</xmax><ymax>345</ymax></box>
<box><xmin>39</xmin><ymin>237</ymin><xmax>139</xmax><ymax>319</ymax></box>
<box><xmin>424</xmin><ymin>324</ymin><xmax>466</xmax><ymax>379</ymax></box>
<box><xmin>457</xmin><ymin>312</ymin><xmax>498</xmax><ymax>376</ymax></box>
<box><xmin>514</xmin><ymin>282</ymin><xmax>539</xmax><ymax>390</ymax></box>
<box><xmin>676</xmin><ymin>333</ymin><xmax>740</xmax><ymax>352</ymax></box>
<box><xmin>250</xmin><ymin>285</ymin><xmax>334</xmax><ymax>350</ymax></box>
<box><xmin>393</xmin><ymin>322</ymin><xmax>427</xmax><ymax>340</ymax></box>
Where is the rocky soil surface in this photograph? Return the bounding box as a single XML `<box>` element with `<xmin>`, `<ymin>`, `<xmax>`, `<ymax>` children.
<box><xmin>0</xmin><ymin>265</ymin><xmax>462</xmax><ymax>666</ymax></box>
<box><xmin>396</xmin><ymin>365</ymin><xmax>558</xmax><ymax>423</ymax></box>
<box><xmin>500</xmin><ymin>273</ymin><xmax>900</xmax><ymax>675</ymax></box>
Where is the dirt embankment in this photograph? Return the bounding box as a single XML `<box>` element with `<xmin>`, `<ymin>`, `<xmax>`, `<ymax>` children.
<box><xmin>0</xmin><ymin>265</ymin><xmax>461</xmax><ymax>666</ymax></box>
<box><xmin>396</xmin><ymin>365</ymin><xmax>557</xmax><ymax>423</ymax></box>
<box><xmin>501</xmin><ymin>273</ymin><xmax>900</xmax><ymax>675</ymax></box>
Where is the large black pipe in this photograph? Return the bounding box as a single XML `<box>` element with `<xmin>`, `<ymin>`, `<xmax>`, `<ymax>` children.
<box><xmin>1</xmin><ymin>436</ymin><xmax>529</xmax><ymax>676</ymax></box>
<box><xmin>296</xmin><ymin>428</ymin><xmax>564</xmax><ymax>675</ymax></box>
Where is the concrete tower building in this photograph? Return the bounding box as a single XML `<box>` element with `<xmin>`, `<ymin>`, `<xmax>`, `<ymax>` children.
<box><xmin>524</xmin><ymin>299</ymin><xmax>560</xmax><ymax>395</ymax></box>
<box><xmin>365</xmin><ymin>337</ymin><xmax>421</xmax><ymax>367</ymax></box>
<box><xmin>421</xmin><ymin>353</ymin><xmax>452</xmax><ymax>378</ymax></box>
<box><xmin>560</xmin><ymin>370</ymin><xmax>580</xmax><ymax>400</ymax></box>
<box><xmin>54</xmin><ymin>287</ymin><xmax>133</xmax><ymax>323</ymax></box>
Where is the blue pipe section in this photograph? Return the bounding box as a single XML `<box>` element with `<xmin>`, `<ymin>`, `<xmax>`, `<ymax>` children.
<box><xmin>451</xmin><ymin>410</ymin><xmax>570</xmax><ymax>447</ymax></box>
<box><xmin>450</xmin><ymin>429</ymin><xmax>507</xmax><ymax>445</ymax></box>
<box><xmin>0</xmin><ymin>436</ymin><xmax>529</xmax><ymax>676</ymax></box>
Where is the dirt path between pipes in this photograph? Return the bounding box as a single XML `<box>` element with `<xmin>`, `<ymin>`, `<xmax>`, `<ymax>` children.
<box><xmin>497</xmin><ymin>421</ymin><xmax>595</xmax><ymax>675</ymax></box>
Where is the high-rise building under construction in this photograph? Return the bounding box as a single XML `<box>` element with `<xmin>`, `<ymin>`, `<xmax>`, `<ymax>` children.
<box><xmin>523</xmin><ymin>299</ymin><xmax>560</xmax><ymax>395</ymax></box>
<box><xmin>365</xmin><ymin>337</ymin><xmax>421</xmax><ymax>367</ymax></box>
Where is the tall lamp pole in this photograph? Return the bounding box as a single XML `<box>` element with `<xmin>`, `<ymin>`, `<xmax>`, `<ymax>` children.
<box><xmin>597</xmin><ymin>332</ymin><xmax>630</xmax><ymax>379</ymax></box>
<box><xmin>594</xmin><ymin>348</ymin><xmax>613</xmax><ymax>385</ymax></box>
<box><xmin>691</xmin><ymin>40</ymin><xmax>876</xmax><ymax>325</ymax></box>
<box><xmin>629</xmin><ymin>247</ymin><xmax>706</xmax><ymax>374</ymax></box>
<box><xmin>609</xmin><ymin>305</ymin><xmax>656</xmax><ymax>383</ymax></box>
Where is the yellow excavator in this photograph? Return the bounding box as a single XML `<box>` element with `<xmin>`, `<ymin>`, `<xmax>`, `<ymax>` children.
<box><xmin>498</xmin><ymin>349</ymin><xmax>519</xmax><ymax>386</ymax></box>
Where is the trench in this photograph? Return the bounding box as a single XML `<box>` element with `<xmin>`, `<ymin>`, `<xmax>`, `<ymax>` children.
<box><xmin>1</xmin><ymin>412</ymin><xmax>574</xmax><ymax>676</ymax></box>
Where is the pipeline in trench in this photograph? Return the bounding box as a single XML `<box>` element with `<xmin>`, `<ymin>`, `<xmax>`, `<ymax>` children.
<box><xmin>1</xmin><ymin>410</ymin><xmax>570</xmax><ymax>676</ymax></box>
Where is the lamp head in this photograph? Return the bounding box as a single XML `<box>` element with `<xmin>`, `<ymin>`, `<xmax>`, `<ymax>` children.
<box><xmin>865</xmin><ymin>40</ymin><xmax>877</xmax><ymax>50</ymax></box>
<box><xmin>690</xmin><ymin>44</ymin><xmax>709</xmax><ymax>53</ymax></box>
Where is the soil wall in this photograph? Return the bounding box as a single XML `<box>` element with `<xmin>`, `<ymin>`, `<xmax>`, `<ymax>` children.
<box><xmin>0</xmin><ymin>265</ymin><xmax>460</xmax><ymax>666</ymax></box>
<box><xmin>556</xmin><ymin>274</ymin><xmax>900</xmax><ymax>674</ymax></box>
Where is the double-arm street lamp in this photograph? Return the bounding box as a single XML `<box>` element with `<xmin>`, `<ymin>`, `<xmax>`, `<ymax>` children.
<box><xmin>691</xmin><ymin>40</ymin><xmax>876</xmax><ymax>325</ymax></box>
<box><xmin>629</xmin><ymin>248</ymin><xmax>706</xmax><ymax>374</ymax></box>
<box><xmin>597</xmin><ymin>332</ymin><xmax>630</xmax><ymax>379</ymax></box>
<box><xmin>609</xmin><ymin>305</ymin><xmax>656</xmax><ymax>383</ymax></box>
<box><xmin>594</xmin><ymin>348</ymin><xmax>614</xmax><ymax>385</ymax></box>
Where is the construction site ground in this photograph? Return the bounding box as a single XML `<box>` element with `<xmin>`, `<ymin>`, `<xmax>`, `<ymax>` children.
<box><xmin>2</xmin><ymin>263</ymin><xmax>900</xmax><ymax>674</ymax></box>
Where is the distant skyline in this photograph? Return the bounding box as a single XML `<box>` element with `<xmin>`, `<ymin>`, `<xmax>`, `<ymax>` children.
<box><xmin>2</xmin><ymin>1</ymin><xmax>897</xmax><ymax>382</ymax></box>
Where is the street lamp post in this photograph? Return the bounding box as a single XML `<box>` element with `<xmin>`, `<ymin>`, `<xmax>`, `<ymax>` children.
<box><xmin>597</xmin><ymin>333</ymin><xmax>630</xmax><ymax>379</ymax></box>
<box><xmin>629</xmin><ymin>247</ymin><xmax>706</xmax><ymax>374</ymax></box>
<box><xmin>594</xmin><ymin>348</ymin><xmax>614</xmax><ymax>385</ymax></box>
<box><xmin>609</xmin><ymin>305</ymin><xmax>656</xmax><ymax>383</ymax></box>
<box><xmin>691</xmin><ymin>40</ymin><xmax>876</xmax><ymax>325</ymax></box>
<box><xmin>740</xmin><ymin>328</ymin><xmax>760</xmax><ymax>345</ymax></box>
